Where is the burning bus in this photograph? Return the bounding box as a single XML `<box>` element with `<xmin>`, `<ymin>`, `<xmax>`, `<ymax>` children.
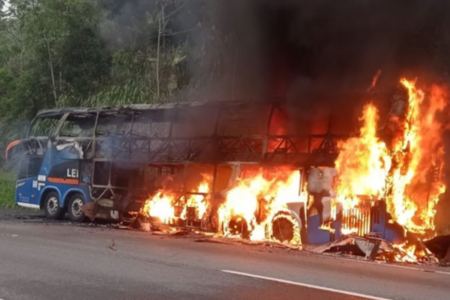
<box><xmin>4</xmin><ymin>78</ymin><xmax>447</xmax><ymax>253</ymax></box>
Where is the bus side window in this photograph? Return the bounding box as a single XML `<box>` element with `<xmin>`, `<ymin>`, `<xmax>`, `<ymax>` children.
<box><xmin>30</xmin><ymin>117</ymin><xmax>59</xmax><ymax>137</ymax></box>
<box><xmin>59</xmin><ymin>114</ymin><xmax>96</xmax><ymax>138</ymax></box>
<box><xmin>18</xmin><ymin>157</ymin><xmax>43</xmax><ymax>180</ymax></box>
<box><xmin>60</xmin><ymin>120</ymin><xmax>83</xmax><ymax>137</ymax></box>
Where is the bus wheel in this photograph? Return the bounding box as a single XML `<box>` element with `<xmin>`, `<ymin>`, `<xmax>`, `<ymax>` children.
<box><xmin>43</xmin><ymin>192</ymin><xmax>65</xmax><ymax>220</ymax></box>
<box><xmin>67</xmin><ymin>193</ymin><xmax>86</xmax><ymax>223</ymax></box>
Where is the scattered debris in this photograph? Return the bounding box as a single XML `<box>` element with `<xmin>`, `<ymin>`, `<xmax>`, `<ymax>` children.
<box><xmin>110</xmin><ymin>223</ymin><xmax>131</xmax><ymax>230</ymax></box>
<box><xmin>109</xmin><ymin>239</ymin><xmax>116</xmax><ymax>251</ymax></box>
<box><xmin>94</xmin><ymin>215</ymin><xmax>448</xmax><ymax>265</ymax></box>
<box><xmin>193</xmin><ymin>236</ymin><xmax>302</xmax><ymax>251</ymax></box>
<box><xmin>424</xmin><ymin>234</ymin><xmax>450</xmax><ymax>266</ymax></box>
<box><xmin>152</xmin><ymin>230</ymin><xmax>189</xmax><ymax>236</ymax></box>
<box><xmin>138</xmin><ymin>220</ymin><xmax>151</xmax><ymax>232</ymax></box>
<box><xmin>81</xmin><ymin>202</ymin><xmax>98</xmax><ymax>222</ymax></box>
<box><xmin>14</xmin><ymin>214</ymin><xmax>44</xmax><ymax>220</ymax></box>
<box><xmin>307</xmin><ymin>234</ymin><xmax>445</xmax><ymax>264</ymax></box>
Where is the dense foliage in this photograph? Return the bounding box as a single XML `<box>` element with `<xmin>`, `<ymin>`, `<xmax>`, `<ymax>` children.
<box><xmin>0</xmin><ymin>0</ymin><xmax>214</xmax><ymax>118</ymax></box>
<box><xmin>0</xmin><ymin>169</ymin><xmax>15</xmax><ymax>207</ymax></box>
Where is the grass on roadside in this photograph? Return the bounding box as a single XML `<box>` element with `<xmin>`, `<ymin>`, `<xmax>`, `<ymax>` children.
<box><xmin>0</xmin><ymin>170</ymin><xmax>16</xmax><ymax>208</ymax></box>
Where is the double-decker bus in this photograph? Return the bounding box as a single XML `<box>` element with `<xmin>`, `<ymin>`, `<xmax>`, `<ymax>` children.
<box><xmin>5</xmin><ymin>101</ymin><xmax>402</xmax><ymax>245</ymax></box>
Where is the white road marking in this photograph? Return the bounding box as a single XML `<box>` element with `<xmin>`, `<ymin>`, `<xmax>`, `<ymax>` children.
<box><xmin>222</xmin><ymin>270</ymin><xmax>392</xmax><ymax>300</ymax></box>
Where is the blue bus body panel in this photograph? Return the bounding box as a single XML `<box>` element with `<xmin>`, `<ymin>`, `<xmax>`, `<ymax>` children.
<box><xmin>16</xmin><ymin>140</ymin><xmax>90</xmax><ymax>209</ymax></box>
<box><xmin>306</xmin><ymin>201</ymin><xmax>405</xmax><ymax>245</ymax></box>
<box><xmin>15</xmin><ymin>177</ymin><xmax>40</xmax><ymax>208</ymax></box>
<box><xmin>16</xmin><ymin>177</ymin><xmax>90</xmax><ymax>208</ymax></box>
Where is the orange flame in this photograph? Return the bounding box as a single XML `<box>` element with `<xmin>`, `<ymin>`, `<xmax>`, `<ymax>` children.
<box><xmin>182</xmin><ymin>178</ymin><xmax>211</xmax><ymax>220</ymax></box>
<box><xmin>142</xmin><ymin>174</ymin><xmax>211</xmax><ymax>224</ymax></box>
<box><xmin>142</xmin><ymin>169</ymin><xmax>304</xmax><ymax>245</ymax></box>
<box><xmin>141</xmin><ymin>191</ymin><xmax>176</xmax><ymax>224</ymax></box>
<box><xmin>335</xmin><ymin>103</ymin><xmax>390</xmax><ymax>201</ymax></box>
<box><xmin>219</xmin><ymin>169</ymin><xmax>303</xmax><ymax>244</ymax></box>
<box><xmin>335</xmin><ymin>78</ymin><xmax>447</xmax><ymax>239</ymax></box>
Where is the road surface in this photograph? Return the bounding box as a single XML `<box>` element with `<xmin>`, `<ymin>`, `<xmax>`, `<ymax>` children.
<box><xmin>0</xmin><ymin>209</ymin><xmax>449</xmax><ymax>300</ymax></box>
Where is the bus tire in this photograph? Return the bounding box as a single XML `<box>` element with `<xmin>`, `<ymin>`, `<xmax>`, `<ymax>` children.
<box><xmin>67</xmin><ymin>193</ymin><xmax>86</xmax><ymax>223</ymax></box>
<box><xmin>43</xmin><ymin>191</ymin><xmax>65</xmax><ymax>220</ymax></box>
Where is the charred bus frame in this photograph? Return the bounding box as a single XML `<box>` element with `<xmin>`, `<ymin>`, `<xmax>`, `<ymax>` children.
<box><xmin>21</xmin><ymin>100</ymin><xmax>347</xmax><ymax>197</ymax></box>
<box><xmin>10</xmin><ymin>100</ymin><xmax>373</xmax><ymax>243</ymax></box>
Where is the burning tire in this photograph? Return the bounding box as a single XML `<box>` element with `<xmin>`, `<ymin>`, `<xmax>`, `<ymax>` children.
<box><xmin>223</xmin><ymin>215</ymin><xmax>251</xmax><ymax>239</ymax></box>
<box><xmin>267</xmin><ymin>210</ymin><xmax>302</xmax><ymax>245</ymax></box>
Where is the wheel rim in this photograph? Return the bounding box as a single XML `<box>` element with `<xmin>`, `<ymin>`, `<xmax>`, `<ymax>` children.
<box><xmin>71</xmin><ymin>198</ymin><xmax>84</xmax><ymax>217</ymax></box>
<box><xmin>47</xmin><ymin>196</ymin><xmax>59</xmax><ymax>215</ymax></box>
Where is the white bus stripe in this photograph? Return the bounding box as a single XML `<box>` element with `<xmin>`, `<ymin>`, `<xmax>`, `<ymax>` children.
<box><xmin>17</xmin><ymin>203</ymin><xmax>40</xmax><ymax>209</ymax></box>
<box><xmin>222</xmin><ymin>270</ymin><xmax>392</xmax><ymax>300</ymax></box>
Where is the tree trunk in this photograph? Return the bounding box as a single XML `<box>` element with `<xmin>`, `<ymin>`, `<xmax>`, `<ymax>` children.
<box><xmin>156</xmin><ymin>5</ymin><xmax>164</xmax><ymax>101</ymax></box>
<box><xmin>44</xmin><ymin>32</ymin><xmax>58</xmax><ymax>105</ymax></box>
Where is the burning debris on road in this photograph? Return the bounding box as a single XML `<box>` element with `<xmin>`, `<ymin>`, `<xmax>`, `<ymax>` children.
<box><xmin>310</xmin><ymin>233</ymin><xmax>438</xmax><ymax>264</ymax></box>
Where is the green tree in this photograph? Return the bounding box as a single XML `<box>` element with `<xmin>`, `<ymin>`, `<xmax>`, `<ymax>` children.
<box><xmin>0</xmin><ymin>0</ymin><xmax>111</xmax><ymax>116</ymax></box>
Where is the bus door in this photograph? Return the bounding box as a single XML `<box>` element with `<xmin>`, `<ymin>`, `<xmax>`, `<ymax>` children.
<box><xmin>16</xmin><ymin>155</ymin><xmax>44</xmax><ymax>208</ymax></box>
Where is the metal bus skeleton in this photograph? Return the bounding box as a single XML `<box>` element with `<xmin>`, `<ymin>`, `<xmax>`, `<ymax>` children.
<box><xmin>5</xmin><ymin>100</ymin><xmax>404</xmax><ymax>245</ymax></box>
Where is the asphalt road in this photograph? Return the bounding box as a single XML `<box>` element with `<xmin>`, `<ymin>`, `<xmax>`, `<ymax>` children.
<box><xmin>0</xmin><ymin>209</ymin><xmax>449</xmax><ymax>300</ymax></box>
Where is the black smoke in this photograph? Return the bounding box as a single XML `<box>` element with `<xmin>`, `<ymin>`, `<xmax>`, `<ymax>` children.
<box><xmin>212</xmin><ymin>0</ymin><xmax>449</xmax><ymax>106</ymax></box>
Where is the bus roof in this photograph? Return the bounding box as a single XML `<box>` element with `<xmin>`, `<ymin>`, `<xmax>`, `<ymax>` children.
<box><xmin>35</xmin><ymin>100</ymin><xmax>257</xmax><ymax>119</ymax></box>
